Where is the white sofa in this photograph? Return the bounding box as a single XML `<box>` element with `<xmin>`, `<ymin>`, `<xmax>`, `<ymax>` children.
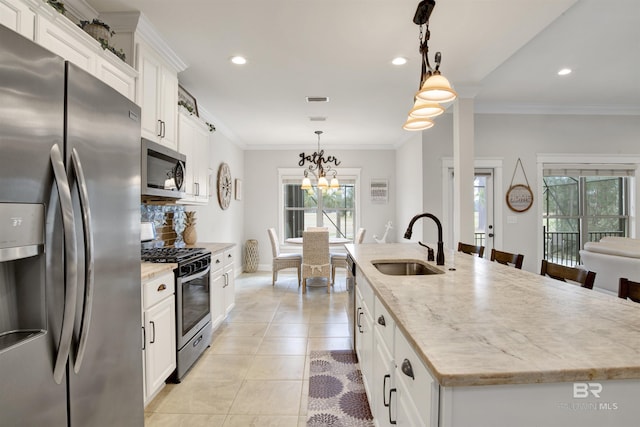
<box><xmin>579</xmin><ymin>237</ymin><xmax>640</xmax><ymax>295</ymax></box>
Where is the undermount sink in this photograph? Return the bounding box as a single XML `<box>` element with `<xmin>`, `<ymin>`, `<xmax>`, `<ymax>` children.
<box><xmin>372</xmin><ymin>260</ymin><xmax>444</xmax><ymax>276</ymax></box>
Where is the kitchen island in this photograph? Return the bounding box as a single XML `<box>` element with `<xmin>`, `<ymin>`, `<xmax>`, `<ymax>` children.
<box><xmin>346</xmin><ymin>243</ymin><xmax>640</xmax><ymax>427</ymax></box>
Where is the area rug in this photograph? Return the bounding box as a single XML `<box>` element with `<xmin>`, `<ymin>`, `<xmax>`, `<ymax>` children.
<box><xmin>307</xmin><ymin>350</ymin><xmax>374</xmax><ymax>427</ymax></box>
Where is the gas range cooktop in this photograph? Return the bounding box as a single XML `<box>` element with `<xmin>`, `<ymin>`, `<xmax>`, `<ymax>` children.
<box><xmin>141</xmin><ymin>247</ymin><xmax>208</xmax><ymax>263</ymax></box>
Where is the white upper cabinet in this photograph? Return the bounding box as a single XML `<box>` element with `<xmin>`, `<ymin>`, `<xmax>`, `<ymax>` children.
<box><xmin>36</xmin><ymin>15</ymin><xmax>95</xmax><ymax>73</ymax></box>
<box><xmin>0</xmin><ymin>0</ymin><xmax>35</xmax><ymax>39</ymax></box>
<box><xmin>2</xmin><ymin>0</ymin><xmax>136</xmax><ymax>101</ymax></box>
<box><xmin>178</xmin><ymin>109</ymin><xmax>210</xmax><ymax>205</ymax></box>
<box><xmin>137</xmin><ymin>40</ymin><xmax>178</xmax><ymax>150</ymax></box>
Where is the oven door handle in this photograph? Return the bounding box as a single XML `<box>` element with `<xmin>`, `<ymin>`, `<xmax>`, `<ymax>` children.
<box><xmin>181</xmin><ymin>266</ymin><xmax>211</xmax><ymax>282</ymax></box>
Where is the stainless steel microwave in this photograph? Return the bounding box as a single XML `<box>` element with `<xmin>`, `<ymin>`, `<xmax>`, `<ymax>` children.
<box><xmin>141</xmin><ymin>138</ymin><xmax>186</xmax><ymax>199</ymax></box>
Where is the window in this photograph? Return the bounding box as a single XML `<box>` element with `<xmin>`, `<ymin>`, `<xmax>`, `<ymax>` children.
<box><xmin>542</xmin><ymin>167</ymin><xmax>633</xmax><ymax>266</ymax></box>
<box><xmin>279</xmin><ymin>168</ymin><xmax>361</xmax><ymax>241</ymax></box>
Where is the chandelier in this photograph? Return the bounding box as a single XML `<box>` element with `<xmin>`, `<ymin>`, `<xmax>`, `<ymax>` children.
<box><xmin>403</xmin><ymin>0</ymin><xmax>457</xmax><ymax>131</ymax></box>
<box><xmin>299</xmin><ymin>131</ymin><xmax>340</xmax><ymax>191</ymax></box>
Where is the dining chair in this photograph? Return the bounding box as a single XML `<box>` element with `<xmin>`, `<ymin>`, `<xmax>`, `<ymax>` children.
<box><xmin>302</xmin><ymin>230</ymin><xmax>331</xmax><ymax>293</ymax></box>
<box><xmin>458</xmin><ymin>242</ymin><xmax>485</xmax><ymax>258</ymax></box>
<box><xmin>267</xmin><ymin>228</ymin><xmax>301</xmax><ymax>287</ymax></box>
<box><xmin>331</xmin><ymin>228</ymin><xmax>366</xmax><ymax>285</ymax></box>
<box><xmin>540</xmin><ymin>259</ymin><xmax>596</xmax><ymax>289</ymax></box>
<box><xmin>490</xmin><ymin>248</ymin><xmax>524</xmax><ymax>269</ymax></box>
<box><xmin>618</xmin><ymin>277</ymin><xmax>640</xmax><ymax>303</ymax></box>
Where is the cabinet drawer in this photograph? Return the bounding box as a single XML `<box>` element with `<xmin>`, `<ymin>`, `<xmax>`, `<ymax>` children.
<box><xmin>374</xmin><ymin>297</ymin><xmax>395</xmax><ymax>351</ymax></box>
<box><xmin>395</xmin><ymin>327</ymin><xmax>437</xmax><ymax>425</ymax></box>
<box><xmin>143</xmin><ymin>272</ymin><xmax>175</xmax><ymax>309</ymax></box>
<box><xmin>223</xmin><ymin>249</ymin><xmax>234</xmax><ymax>267</ymax></box>
<box><xmin>356</xmin><ymin>271</ymin><xmax>374</xmax><ymax>311</ymax></box>
<box><xmin>211</xmin><ymin>252</ymin><xmax>224</xmax><ymax>273</ymax></box>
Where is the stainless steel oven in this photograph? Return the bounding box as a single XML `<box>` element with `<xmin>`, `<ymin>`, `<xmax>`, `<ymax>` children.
<box><xmin>175</xmin><ymin>251</ymin><xmax>212</xmax><ymax>380</ymax></box>
<box><xmin>141</xmin><ymin>247</ymin><xmax>212</xmax><ymax>382</ymax></box>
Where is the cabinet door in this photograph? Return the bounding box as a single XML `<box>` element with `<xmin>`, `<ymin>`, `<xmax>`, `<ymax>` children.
<box><xmin>159</xmin><ymin>68</ymin><xmax>178</xmax><ymax>149</ymax></box>
<box><xmin>210</xmin><ymin>268</ymin><xmax>225</xmax><ymax>329</ymax></box>
<box><xmin>223</xmin><ymin>251</ymin><xmax>235</xmax><ymax>315</ymax></box>
<box><xmin>137</xmin><ymin>44</ymin><xmax>162</xmax><ymax>143</ymax></box>
<box><xmin>144</xmin><ymin>296</ymin><xmax>176</xmax><ymax>400</ymax></box>
<box><xmin>0</xmin><ymin>0</ymin><xmax>35</xmax><ymax>39</ymax></box>
<box><xmin>178</xmin><ymin>113</ymin><xmax>196</xmax><ymax>200</ymax></box>
<box><xmin>373</xmin><ymin>330</ymin><xmax>395</xmax><ymax>427</ymax></box>
<box><xmin>37</xmin><ymin>17</ymin><xmax>95</xmax><ymax>73</ymax></box>
<box><xmin>395</xmin><ymin>328</ymin><xmax>439</xmax><ymax>427</ymax></box>
<box><xmin>96</xmin><ymin>56</ymin><xmax>136</xmax><ymax>101</ymax></box>
<box><xmin>178</xmin><ymin>110</ymin><xmax>210</xmax><ymax>204</ymax></box>
<box><xmin>195</xmin><ymin>125</ymin><xmax>210</xmax><ymax>203</ymax></box>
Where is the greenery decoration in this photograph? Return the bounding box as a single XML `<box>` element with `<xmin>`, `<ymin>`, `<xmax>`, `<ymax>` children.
<box><xmin>46</xmin><ymin>0</ymin><xmax>65</xmax><ymax>14</ymax></box>
<box><xmin>178</xmin><ymin>100</ymin><xmax>195</xmax><ymax>114</ymax></box>
<box><xmin>206</xmin><ymin>122</ymin><xmax>216</xmax><ymax>133</ymax></box>
<box><xmin>78</xmin><ymin>19</ymin><xmax>126</xmax><ymax>62</ymax></box>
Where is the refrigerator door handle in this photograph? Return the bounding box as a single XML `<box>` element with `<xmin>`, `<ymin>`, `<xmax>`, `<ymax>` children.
<box><xmin>50</xmin><ymin>144</ymin><xmax>79</xmax><ymax>385</ymax></box>
<box><xmin>71</xmin><ymin>148</ymin><xmax>95</xmax><ymax>374</ymax></box>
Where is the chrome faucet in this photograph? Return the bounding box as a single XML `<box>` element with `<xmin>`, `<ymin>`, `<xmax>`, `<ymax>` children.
<box><xmin>404</xmin><ymin>213</ymin><xmax>445</xmax><ymax>266</ymax></box>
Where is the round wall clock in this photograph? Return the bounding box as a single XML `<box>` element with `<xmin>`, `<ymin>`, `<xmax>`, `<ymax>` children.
<box><xmin>217</xmin><ymin>162</ymin><xmax>232</xmax><ymax>210</ymax></box>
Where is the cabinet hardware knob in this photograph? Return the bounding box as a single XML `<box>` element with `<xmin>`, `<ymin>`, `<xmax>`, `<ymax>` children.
<box><xmin>401</xmin><ymin>358</ymin><xmax>415</xmax><ymax>380</ymax></box>
<box><xmin>157</xmin><ymin>284</ymin><xmax>167</xmax><ymax>291</ymax></box>
<box><xmin>377</xmin><ymin>315</ymin><xmax>386</xmax><ymax>327</ymax></box>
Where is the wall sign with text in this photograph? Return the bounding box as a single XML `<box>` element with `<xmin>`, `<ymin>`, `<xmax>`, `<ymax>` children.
<box><xmin>506</xmin><ymin>158</ymin><xmax>533</xmax><ymax>213</ymax></box>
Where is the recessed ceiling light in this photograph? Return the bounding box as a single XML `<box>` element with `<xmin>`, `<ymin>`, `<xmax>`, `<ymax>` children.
<box><xmin>392</xmin><ymin>57</ymin><xmax>407</xmax><ymax>66</ymax></box>
<box><xmin>557</xmin><ymin>68</ymin><xmax>572</xmax><ymax>76</ymax></box>
<box><xmin>230</xmin><ymin>56</ymin><xmax>247</xmax><ymax>65</ymax></box>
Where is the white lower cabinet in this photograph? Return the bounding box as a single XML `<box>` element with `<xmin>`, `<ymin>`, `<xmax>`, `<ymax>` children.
<box><xmin>373</xmin><ymin>297</ymin><xmax>396</xmax><ymax>427</ymax></box>
<box><xmin>356</xmin><ymin>272</ymin><xmax>439</xmax><ymax>426</ymax></box>
<box><xmin>142</xmin><ymin>271</ymin><xmax>176</xmax><ymax>405</ymax></box>
<box><xmin>355</xmin><ymin>270</ymin><xmax>374</xmax><ymax>401</ymax></box>
<box><xmin>223</xmin><ymin>249</ymin><xmax>235</xmax><ymax>315</ymax></box>
<box><xmin>209</xmin><ymin>251</ymin><xmax>225</xmax><ymax>329</ymax></box>
<box><xmin>392</xmin><ymin>324</ymin><xmax>439</xmax><ymax>427</ymax></box>
<box><xmin>210</xmin><ymin>249</ymin><xmax>235</xmax><ymax>329</ymax></box>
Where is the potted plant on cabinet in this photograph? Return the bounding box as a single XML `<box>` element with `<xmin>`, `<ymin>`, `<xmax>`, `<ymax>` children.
<box><xmin>78</xmin><ymin>19</ymin><xmax>126</xmax><ymax>62</ymax></box>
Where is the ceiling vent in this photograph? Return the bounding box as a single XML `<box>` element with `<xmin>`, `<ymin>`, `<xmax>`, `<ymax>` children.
<box><xmin>309</xmin><ymin>116</ymin><xmax>327</xmax><ymax>122</ymax></box>
<box><xmin>306</xmin><ymin>96</ymin><xmax>329</xmax><ymax>103</ymax></box>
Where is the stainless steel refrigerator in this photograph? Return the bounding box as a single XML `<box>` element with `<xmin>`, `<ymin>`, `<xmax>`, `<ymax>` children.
<box><xmin>0</xmin><ymin>24</ymin><xmax>144</xmax><ymax>426</ymax></box>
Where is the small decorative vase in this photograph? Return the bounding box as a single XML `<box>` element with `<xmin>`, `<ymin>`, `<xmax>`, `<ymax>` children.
<box><xmin>244</xmin><ymin>239</ymin><xmax>259</xmax><ymax>273</ymax></box>
<box><xmin>183</xmin><ymin>225</ymin><xmax>197</xmax><ymax>245</ymax></box>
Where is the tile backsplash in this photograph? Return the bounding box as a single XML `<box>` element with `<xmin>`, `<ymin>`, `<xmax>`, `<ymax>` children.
<box><xmin>141</xmin><ymin>204</ymin><xmax>186</xmax><ymax>248</ymax></box>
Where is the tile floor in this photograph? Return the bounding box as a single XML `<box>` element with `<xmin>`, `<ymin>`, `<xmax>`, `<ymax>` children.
<box><xmin>144</xmin><ymin>271</ymin><xmax>352</xmax><ymax>427</ymax></box>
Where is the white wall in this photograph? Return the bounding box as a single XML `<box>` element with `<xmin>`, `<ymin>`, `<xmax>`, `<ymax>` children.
<box><xmin>190</xmin><ymin>130</ymin><xmax>245</xmax><ymax>266</ymax></box>
<box><xmin>244</xmin><ymin>149</ymin><xmax>396</xmax><ymax>270</ymax></box>
<box><xmin>421</xmin><ymin>113</ymin><xmax>640</xmax><ymax>272</ymax></box>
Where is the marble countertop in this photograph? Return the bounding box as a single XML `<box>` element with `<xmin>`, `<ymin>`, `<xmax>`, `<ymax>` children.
<box><xmin>141</xmin><ymin>262</ymin><xmax>176</xmax><ymax>281</ymax></box>
<box><xmin>140</xmin><ymin>242</ymin><xmax>235</xmax><ymax>281</ymax></box>
<box><xmin>346</xmin><ymin>243</ymin><xmax>640</xmax><ymax>387</ymax></box>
